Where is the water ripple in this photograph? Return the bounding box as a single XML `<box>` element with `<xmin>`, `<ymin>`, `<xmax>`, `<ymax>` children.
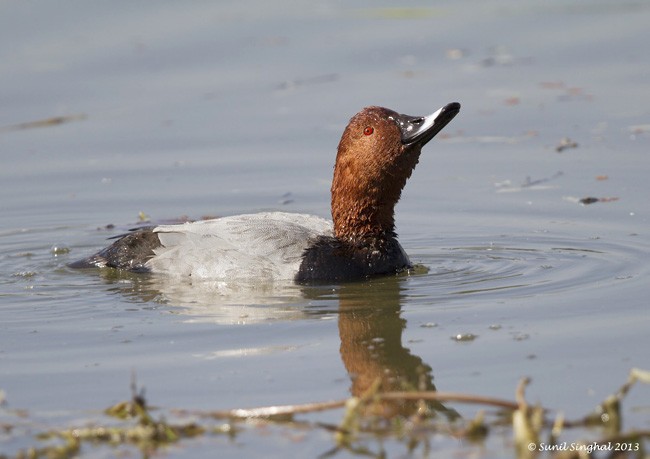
<box><xmin>414</xmin><ymin>232</ymin><xmax>649</xmax><ymax>301</ymax></box>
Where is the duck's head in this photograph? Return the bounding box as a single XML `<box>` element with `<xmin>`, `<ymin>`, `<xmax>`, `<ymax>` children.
<box><xmin>331</xmin><ymin>102</ymin><xmax>460</xmax><ymax>240</ymax></box>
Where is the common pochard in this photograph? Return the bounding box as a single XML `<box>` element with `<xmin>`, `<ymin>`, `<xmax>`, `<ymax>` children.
<box><xmin>70</xmin><ymin>102</ymin><xmax>460</xmax><ymax>283</ymax></box>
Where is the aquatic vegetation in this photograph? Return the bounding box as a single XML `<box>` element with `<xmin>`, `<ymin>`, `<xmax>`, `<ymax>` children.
<box><xmin>2</xmin><ymin>369</ymin><xmax>648</xmax><ymax>458</ymax></box>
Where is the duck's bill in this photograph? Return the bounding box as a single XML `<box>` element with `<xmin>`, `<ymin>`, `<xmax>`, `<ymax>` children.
<box><xmin>397</xmin><ymin>102</ymin><xmax>461</xmax><ymax>146</ymax></box>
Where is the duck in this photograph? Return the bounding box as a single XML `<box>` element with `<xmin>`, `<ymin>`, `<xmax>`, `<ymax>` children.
<box><xmin>70</xmin><ymin>102</ymin><xmax>460</xmax><ymax>283</ymax></box>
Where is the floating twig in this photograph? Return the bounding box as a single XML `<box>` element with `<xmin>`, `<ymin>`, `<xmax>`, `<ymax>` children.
<box><xmin>0</xmin><ymin>114</ymin><xmax>86</xmax><ymax>133</ymax></box>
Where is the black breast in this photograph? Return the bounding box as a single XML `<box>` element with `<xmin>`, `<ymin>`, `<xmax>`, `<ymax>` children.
<box><xmin>295</xmin><ymin>235</ymin><xmax>411</xmax><ymax>283</ymax></box>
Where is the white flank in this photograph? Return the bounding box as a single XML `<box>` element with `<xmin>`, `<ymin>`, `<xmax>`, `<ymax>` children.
<box><xmin>146</xmin><ymin>212</ymin><xmax>333</xmax><ymax>280</ymax></box>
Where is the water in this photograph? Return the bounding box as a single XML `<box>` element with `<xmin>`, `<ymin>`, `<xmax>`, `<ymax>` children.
<box><xmin>1</xmin><ymin>1</ymin><xmax>649</xmax><ymax>457</ymax></box>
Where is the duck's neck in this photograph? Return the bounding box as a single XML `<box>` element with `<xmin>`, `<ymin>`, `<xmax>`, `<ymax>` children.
<box><xmin>331</xmin><ymin>199</ymin><xmax>397</xmax><ymax>241</ymax></box>
<box><xmin>330</xmin><ymin>172</ymin><xmax>403</xmax><ymax>242</ymax></box>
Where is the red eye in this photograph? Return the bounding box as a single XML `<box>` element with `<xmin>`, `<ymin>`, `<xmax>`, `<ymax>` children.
<box><xmin>363</xmin><ymin>126</ymin><xmax>374</xmax><ymax>136</ymax></box>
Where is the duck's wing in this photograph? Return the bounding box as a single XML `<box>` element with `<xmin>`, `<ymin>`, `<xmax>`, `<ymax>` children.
<box><xmin>148</xmin><ymin>212</ymin><xmax>332</xmax><ymax>280</ymax></box>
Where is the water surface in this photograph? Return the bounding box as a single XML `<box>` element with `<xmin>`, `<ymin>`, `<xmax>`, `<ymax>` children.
<box><xmin>1</xmin><ymin>1</ymin><xmax>649</xmax><ymax>457</ymax></box>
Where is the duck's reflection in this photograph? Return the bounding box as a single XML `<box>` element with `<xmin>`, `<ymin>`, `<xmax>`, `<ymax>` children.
<box><xmin>95</xmin><ymin>269</ymin><xmax>310</xmax><ymax>324</ymax></box>
<box><xmin>332</xmin><ymin>277</ymin><xmax>458</xmax><ymax>420</ymax></box>
<box><xmin>93</xmin><ymin>269</ymin><xmax>457</xmax><ymax>419</ymax></box>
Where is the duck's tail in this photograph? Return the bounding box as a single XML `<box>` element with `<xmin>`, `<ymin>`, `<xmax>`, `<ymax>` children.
<box><xmin>68</xmin><ymin>227</ymin><xmax>160</xmax><ymax>272</ymax></box>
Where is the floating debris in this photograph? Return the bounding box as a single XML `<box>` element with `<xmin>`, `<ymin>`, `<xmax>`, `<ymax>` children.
<box><xmin>555</xmin><ymin>137</ymin><xmax>578</xmax><ymax>152</ymax></box>
<box><xmin>504</xmin><ymin>96</ymin><xmax>520</xmax><ymax>106</ymax></box>
<box><xmin>539</xmin><ymin>81</ymin><xmax>594</xmax><ymax>101</ymax></box>
<box><xmin>495</xmin><ymin>171</ymin><xmax>564</xmax><ymax>193</ymax></box>
<box><xmin>446</xmin><ymin>48</ymin><xmax>468</xmax><ymax>60</ymax></box>
<box><xmin>0</xmin><ymin>114</ymin><xmax>87</xmax><ymax>133</ymax></box>
<box><xmin>50</xmin><ymin>245</ymin><xmax>71</xmax><ymax>256</ymax></box>
<box><xmin>556</xmin><ymin>86</ymin><xmax>594</xmax><ymax>102</ymax></box>
<box><xmin>523</xmin><ymin>171</ymin><xmax>564</xmax><ymax>188</ymax></box>
<box><xmin>563</xmin><ymin>196</ymin><xmax>620</xmax><ymax>205</ymax></box>
<box><xmin>279</xmin><ymin>192</ymin><xmax>294</xmax><ymax>205</ymax></box>
<box><xmin>590</xmin><ymin>196</ymin><xmax>618</xmax><ymax>204</ymax></box>
<box><xmin>452</xmin><ymin>333</ymin><xmax>478</xmax><ymax>342</ymax></box>
<box><xmin>481</xmin><ymin>46</ymin><xmax>533</xmax><ymax>67</ymax></box>
<box><xmin>12</xmin><ymin>271</ymin><xmax>37</xmax><ymax>278</ymax></box>
<box><xmin>539</xmin><ymin>81</ymin><xmax>566</xmax><ymax>90</ymax></box>
<box><xmin>626</xmin><ymin>124</ymin><xmax>650</xmax><ymax>136</ymax></box>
